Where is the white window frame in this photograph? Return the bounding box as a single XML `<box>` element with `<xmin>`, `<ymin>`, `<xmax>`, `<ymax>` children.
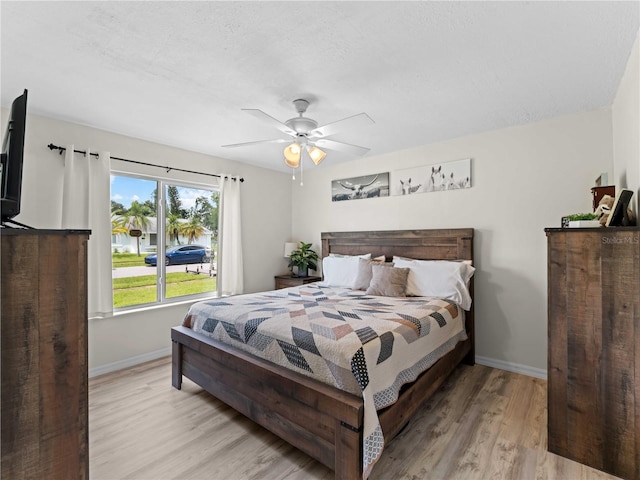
<box><xmin>111</xmin><ymin>170</ymin><xmax>219</xmax><ymax>312</ymax></box>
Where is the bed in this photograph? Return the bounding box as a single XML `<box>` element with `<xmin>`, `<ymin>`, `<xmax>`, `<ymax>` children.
<box><xmin>171</xmin><ymin>228</ymin><xmax>474</xmax><ymax>479</ymax></box>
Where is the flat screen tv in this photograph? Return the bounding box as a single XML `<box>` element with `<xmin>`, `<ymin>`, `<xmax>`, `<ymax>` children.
<box><xmin>1</xmin><ymin>89</ymin><xmax>28</xmax><ymax>225</ymax></box>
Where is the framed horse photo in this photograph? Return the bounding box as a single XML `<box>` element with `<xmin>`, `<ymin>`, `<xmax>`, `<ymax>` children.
<box><xmin>331</xmin><ymin>172</ymin><xmax>390</xmax><ymax>202</ymax></box>
<box><xmin>390</xmin><ymin>158</ymin><xmax>472</xmax><ymax>196</ymax></box>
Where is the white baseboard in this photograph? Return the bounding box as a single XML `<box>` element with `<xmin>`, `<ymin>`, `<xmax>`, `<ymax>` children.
<box><xmin>89</xmin><ymin>349</ymin><xmax>547</xmax><ymax>381</ymax></box>
<box><xmin>89</xmin><ymin>347</ymin><xmax>171</xmax><ymax>378</ymax></box>
<box><xmin>475</xmin><ymin>355</ymin><xmax>547</xmax><ymax>380</ymax></box>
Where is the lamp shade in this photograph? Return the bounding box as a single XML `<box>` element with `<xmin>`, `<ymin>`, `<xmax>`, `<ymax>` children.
<box><xmin>283</xmin><ymin>143</ymin><xmax>301</xmax><ymax>168</ymax></box>
<box><xmin>284</xmin><ymin>242</ymin><xmax>297</xmax><ymax>258</ymax></box>
<box><xmin>307</xmin><ymin>145</ymin><xmax>326</xmax><ymax>165</ymax></box>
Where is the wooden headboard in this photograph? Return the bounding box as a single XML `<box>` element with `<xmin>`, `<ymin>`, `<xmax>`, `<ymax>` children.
<box><xmin>321</xmin><ymin>228</ymin><xmax>474</xmax><ymax>263</ymax></box>
<box><xmin>321</xmin><ymin>228</ymin><xmax>475</xmax><ymax>361</ymax></box>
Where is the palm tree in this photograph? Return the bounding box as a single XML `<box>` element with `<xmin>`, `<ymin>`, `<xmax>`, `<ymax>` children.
<box><xmin>110</xmin><ymin>214</ymin><xmax>129</xmax><ymax>253</ymax></box>
<box><xmin>166</xmin><ymin>213</ymin><xmax>182</xmax><ymax>246</ymax></box>
<box><xmin>180</xmin><ymin>216</ymin><xmax>206</xmax><ymax>244</ymax></box>
<box><xmin>111</xmin><ymin>214</ymin><xmax>129</xmax><ymax>235</ymax></box>
<box><xmin>124</xmin><ymin>201</ymin><xmax>151</xmax><ymax>256</ymax></box>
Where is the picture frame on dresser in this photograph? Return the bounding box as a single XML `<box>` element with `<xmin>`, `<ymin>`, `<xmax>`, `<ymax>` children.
<box><xmin>605</xmin><ymin>188</ymin><xmax>634</xmax><ymax>226</ymax></box>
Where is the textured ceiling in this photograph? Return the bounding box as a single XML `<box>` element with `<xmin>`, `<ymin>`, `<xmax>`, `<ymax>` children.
<box><xmin>1</xmin><ymin>1</ymin><xmax>638</xmax><ymax>173</ymax></box>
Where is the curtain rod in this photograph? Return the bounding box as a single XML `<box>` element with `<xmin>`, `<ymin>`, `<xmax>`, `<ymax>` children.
<box><xmin>47</xmin><ymin>143</ymin><xmax>244</xmax><ymax>182</ymax></box>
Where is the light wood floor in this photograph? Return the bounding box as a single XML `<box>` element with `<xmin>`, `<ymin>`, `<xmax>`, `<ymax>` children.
<box><xmin>89</xmin><ymin>357</ymin><xmax>620</xmax><ymax>480</ymax></box>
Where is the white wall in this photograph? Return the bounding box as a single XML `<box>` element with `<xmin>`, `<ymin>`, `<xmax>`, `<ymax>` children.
<box><xmin>1</xmin><ymin>103</ymin><xmax>623</xmax><ymax>376</ymax></box>
<box><xmin>292</xmin><ymin>109</ymin><xmax>613</xmax><ymax>374</ymax></box>
<box><xmin>1</xmin><ymin>111</ymin><xmax>293</xmax><ymax>374</ymax></box>
<box><xmin>612</xmin><ymin>32</ymin><xmax>640</xmax><ymax>215</ymax></box>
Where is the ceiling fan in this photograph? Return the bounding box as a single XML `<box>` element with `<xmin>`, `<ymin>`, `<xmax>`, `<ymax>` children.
<box><xmin>222</xmin><ymin>99</ymin><xmax>374</xmax><ymax>169</ymax></box>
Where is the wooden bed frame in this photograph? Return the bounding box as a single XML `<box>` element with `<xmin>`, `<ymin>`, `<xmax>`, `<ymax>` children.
<box><xmin>171</xmin><ymin>228</ymin><xmax>474</xmax><ymax>479</ymax></box>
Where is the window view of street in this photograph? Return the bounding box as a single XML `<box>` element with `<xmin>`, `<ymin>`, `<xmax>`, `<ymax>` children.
<box><xmin>111</xmin><ymin>175</ymin><xmax>219</xmax><ymax>309</ymax></box>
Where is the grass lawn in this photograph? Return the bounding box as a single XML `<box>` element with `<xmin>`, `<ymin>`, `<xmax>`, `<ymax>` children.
<box><xmin>113</xmin><ymin>272</ymin><xmax>216</xmax><ymax>308</ymax></box>
<box><xmin>112</xmin><ymin>252</ymin><xmax>147</xmax><ymax>268</ymax></box>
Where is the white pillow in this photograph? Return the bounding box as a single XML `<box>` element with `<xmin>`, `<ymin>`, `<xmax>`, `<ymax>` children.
<box><xmin>321</xmin><ymin>255</ymin><xmax>368</xmax><ymax>288</ymax></box>
<box><xmin>392</xmin><ymin>257</ymin><xmax>475</xmax><ymax>310</ymax></box>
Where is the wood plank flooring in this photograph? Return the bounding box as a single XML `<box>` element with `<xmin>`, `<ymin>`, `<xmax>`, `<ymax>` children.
<box><xmin>89</xmin><ymin>357</ymin><xmax>620</xmax><ymax>480</ymax></box>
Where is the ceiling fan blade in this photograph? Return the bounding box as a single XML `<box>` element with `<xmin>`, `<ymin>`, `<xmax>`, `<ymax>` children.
<box><xmin>222</xmin><ymin>138</ymin><xmax>290</xmax><ymax>148</ymax></box>
<box><xmin>309</xmin><ymin>113</ymin><xmax>374</xmax><ymax>138</ymax></box>
<box><xmin>314</xmin><ymin>138</ymin><xmax>370</xmax><ymax>156</ymax></box>
<box><xmin>242</xmin><ymin>109</ymin><xmax>297</xmax><ymax>136</ymax></box>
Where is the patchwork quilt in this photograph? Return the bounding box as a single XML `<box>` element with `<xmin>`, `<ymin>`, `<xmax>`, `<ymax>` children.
<box><xmin>184</xmin><ymin>284</ymin><xmax>467</xmax><ymax>478</ymax></box>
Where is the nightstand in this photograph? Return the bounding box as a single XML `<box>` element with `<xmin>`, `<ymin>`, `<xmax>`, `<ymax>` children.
<box><xmin>274</xmin><ymin>274</ymin><xmax>322</xmax><ymax>290</ymax></box>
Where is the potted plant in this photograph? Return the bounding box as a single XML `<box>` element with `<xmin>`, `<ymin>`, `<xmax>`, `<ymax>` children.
<box><xmin>567</xmin><ymin>212</ymin><xmax>601</xmax><ymax>228</ymax></box>
<box><xmin>288</xmin><ymin>241</ymin><xmax>318</xmax><ymax>277</ymax></box>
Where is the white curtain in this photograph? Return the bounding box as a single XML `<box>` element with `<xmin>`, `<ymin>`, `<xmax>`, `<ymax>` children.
<box><xmin>216</xmin><ymin>176</ymin><xmax>244</xmax><ymax>296</ymax></box>
<box><xmin>61</xmin><ymin>145</ymin><xmax>113</xmax><ymax>318</ymax></box>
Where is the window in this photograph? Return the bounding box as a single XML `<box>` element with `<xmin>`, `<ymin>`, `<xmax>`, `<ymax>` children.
<box><xmin>110</xmin><ymin>173</ymin><xmax>219</xmax><ymax>309</ymax></box>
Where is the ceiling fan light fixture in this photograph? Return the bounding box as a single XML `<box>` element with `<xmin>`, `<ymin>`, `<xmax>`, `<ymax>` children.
<box><xmin>307</xmin><ymin>145</ymin><xmax>326</xmax><ymax>165</ymax></box>
<box><xmin>225</xmin><ymin>98</ymin><xmax>373</xmax><ymax>173</ymax></box>
<box><xmin>284</xmin><ymin>142</ymin><xmax>301</xmax><ymax>168</ymax></box>
<box><xmin>284</xmin><ymin>157</ymin><xmax>300</xmax><ymax>168</ymax></box>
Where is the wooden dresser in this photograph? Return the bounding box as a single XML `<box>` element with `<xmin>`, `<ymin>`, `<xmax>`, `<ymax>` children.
<box><xmin>1</xmin><ymin>229</ymin><xmax>90</xmax><ymax>480</ymax></box>
<box><xmin>546</xmin><ymin>227</ymin><xmax>640</xmax><ymax>479</ymax></box>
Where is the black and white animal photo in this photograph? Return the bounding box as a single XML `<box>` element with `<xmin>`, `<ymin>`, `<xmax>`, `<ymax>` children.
<box><xmin>331</xmin><ymin>172</ymin><xmax>390</xmax><ymax>202</ymax></box>
<box><xmin>390</xmin><ymin>158</ymin><xmax>471</xmax><ymax>196</ymax></box>
<box><xmin>399</xmin><ymin>178</ymin><xmax>422</xmax><ymax>195</ymax></box>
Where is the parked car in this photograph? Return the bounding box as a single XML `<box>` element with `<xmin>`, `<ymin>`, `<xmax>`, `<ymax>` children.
<box><xmin>144</xmin><ymin>245</ymin><xmax>212</xmax><ymax>266</ymax></box>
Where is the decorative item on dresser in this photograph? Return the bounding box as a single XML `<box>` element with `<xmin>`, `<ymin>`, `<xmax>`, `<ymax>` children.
<box><xmin>1</xmin><ymin>229</ymin><xmax>90</xmax><ymax>480</ymax></box>
<box><xmin>274</xmin><ymin>274</ymin><xmax>322</xmax><ymax>290</ymax></box>
<box><xmin>592</xmin><ymin>173</ymin><xmax>614</xmax><ymax>213</ymax></box>
<box><xmin>564</xmin><ymin>212</ymin><xmax>600</xmax><ymax>228</ymax></box>
<box><xmin>591</xmin><ymin>185</ymin><xmax>615</xmax><ymax>211</ymax></box>
<box><xmin>546</xmin><ymin>226</ymin><xmax>640</xmax><ymax>480</ymax></box>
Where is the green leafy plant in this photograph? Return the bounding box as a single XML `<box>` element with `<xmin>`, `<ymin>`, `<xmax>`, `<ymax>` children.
<box><xmin>288</xmin><ymin>241</ymin><xmax>318</xmax><ymax>276</ymax></box>
<box><xmin>567</xmin><ymin>213</ymin><xmax>599</xmax><ymax>221</ymax></box>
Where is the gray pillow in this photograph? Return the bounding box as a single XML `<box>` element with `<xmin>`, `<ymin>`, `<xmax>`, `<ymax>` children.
<box><xmin>353</xmin><ymin>258</ymin><xmax>394</xmax><ymax>290</ymax></box>
<box><xmin>366</xmin><ymin>265</ymin><xmax>410</xmax><ymax>297</ymax></box>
